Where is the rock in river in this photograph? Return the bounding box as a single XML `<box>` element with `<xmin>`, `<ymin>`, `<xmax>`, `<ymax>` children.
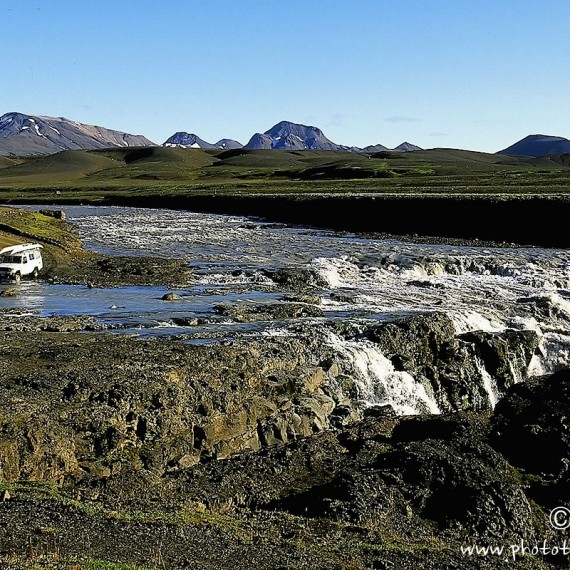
<box><xmin>161</xmin><ymin>292</ymin><xmax>182</xmax><ymax>301</ymax></box>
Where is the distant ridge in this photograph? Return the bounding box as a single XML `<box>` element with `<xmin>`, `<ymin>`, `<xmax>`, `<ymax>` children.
<box><xmin>163</xmin><ymin>121</ymin><xmax>422</xmax><ymax>154</ymax></box>
<box><xmin>7</xmin><ymin>112</ymin><xmax>570</xmax><ymax>159</ymax></box>
<box><xmin>164</xmin><ymin>132</ymin><xmax>217</xmax><ymax>149</ymax></box>
<box><xmin>362</xmin><ymin>144</ymin><xmax>390</xmax><ymax>153</ymax></box>
<box><xmin>241</xmin><ymin>120</ymin><xmax>421</xmax><ymax>153</ymax></box>
<box><xmin>0</xmin><ymin>112</ymin><xmax>154</xmax><ymax>156</ymax></box>
<box><xmin>215</xmin><ymin>138</ymin><xmax>243</xmax><ymax>150</ymax></box>
<box><xmin>497</xmin><ymin>134</ymin><xmax>570</xmax><ymax>157</ymax></box>
<box><xmin>0</xmin><ymin>112</ymin><xmax>426</xmax><ymax>156</ymax></box>
<box><xmin>164</xmin><ymin>132</ymin><xmax>243</xmax><ymax>150</ymax></box>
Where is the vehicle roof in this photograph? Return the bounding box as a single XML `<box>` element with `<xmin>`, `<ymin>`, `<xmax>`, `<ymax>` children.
<box><xmin>0</xmin><ymin>243</ymin><xmax>44</xmax><ymax>255</ymax></box>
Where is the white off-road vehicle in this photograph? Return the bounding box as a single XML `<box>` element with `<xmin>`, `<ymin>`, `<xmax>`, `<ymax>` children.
<box><xmin>0</xmin><ymin>243</ymin><xmax>44</xmax><ymax>282</ymax></box>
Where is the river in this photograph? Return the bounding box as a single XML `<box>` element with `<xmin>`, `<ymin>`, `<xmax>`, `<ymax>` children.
<box><xmin>2</xmin><ymin>205</ymin><xmax>570</xmax><ymax>412</ymax></box>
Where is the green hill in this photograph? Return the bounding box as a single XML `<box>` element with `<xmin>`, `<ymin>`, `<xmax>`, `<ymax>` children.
<box><xmin>0</xmin><ymin>150</ymin><xmax>119</xmax><ymax>185</ymax></box>
<box><xmin>86</xmin><ymin>147</ymin><xmax>217</xmax><ymax>182</ymax></box>
<box><xmin>0</xmin><ymin>146</ymin><xmax>568</xmax><ymax>200</ymax></box>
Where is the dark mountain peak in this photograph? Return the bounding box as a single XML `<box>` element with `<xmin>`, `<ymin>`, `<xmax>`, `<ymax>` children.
<box><xmin>163</xmin><ymin>133</ymin><xmax>243</xmax><ymax>150</ymax></box>
<box><xmin>362</xmin><ymin>144</ymin><xmax>389</xmax><ymax>153</ymax></box>
<box><xmin>163</xmin><ymin>132</ymin><xmax>216</xmax><ymax>149</ymax></box>
<box><xmin>0</xmin><ymin>111</ymin><xmax>34</xmax><ymax>123</ymax></box>
<box><xmin>244</xmin><ymin>132</ymin><xmax>274</xmax><ymax>150</ymax></box>
<box><xmin>0</xmin><ymin>112</ymin><xmax>47</xmax><ymax>137</ymax></box>
<box><xmin>215</xmin><ymin>139</ymin><xmax>243</xmax><ymax>150</ymax></box>
<box><xmin>265</xmin><ymin>120</ymin><xmax>324</xmax><ymax>139</ymax></box>
<box><xmin>393</xmin><ymin>141</ymin><xmax>423</xmax><ymax>152</ymax></box>
<box><xmin>497</xmin><ymin>134</ymin><xmax>570</xmax><ymax>157</ymax></box>
<box><xmin>171</xmin><ymin>131</ymin><xmax>197</xmax><ymax>139</ymax></box>
<box><xmin>522</xmin><ymin>134</ymin><xmax>567</xmax><ymax>142</ymax></box>
<box><xmin>247</xmin><ymin>119</ymin><xmax>415</xmax><ymax>153</ymax></box>
<box><xmin>245</xmin><ymin>120</ymin><xmax>341</xmax><ymax>151</ymax></box>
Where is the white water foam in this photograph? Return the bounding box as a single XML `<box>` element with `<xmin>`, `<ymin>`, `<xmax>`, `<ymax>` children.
<box><xmin>449</xmin><ymin>310</ymin><xmax>505</xmax><ymax>335</ymax></box>
<box><xmin>326</xmin><ymin>332</ymin><xmax>440</xmax><ymax>415</ymax></box>
<box><xmin>544</xmin><ymin>292</ymin><xmax>570</xmax><ymax>318</ymax></box>
<box><xmin>194</xmin><ymin>270</ymin><xmax>274</xmax><ymax>287</ymax></box>
<box><xmin>310</xmin><ymin>256</ymin><xmax>362</xmax><ymax>288</ymax></box>
<box><xmin>528</xmin><ymin>332</ymin><xmax>570</xmax><ymax>377</ymax></box>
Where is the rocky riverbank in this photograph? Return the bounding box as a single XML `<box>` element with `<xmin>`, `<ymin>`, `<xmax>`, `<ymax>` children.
<box><xmin>0</xmin><ymin>327</ymin><xmax>568</xmax><ymax>568</ymax></box>
<box><xmin>0</xmin><ymin>309</ymin><xmax>566</xmax><ymax>569</ymax></box>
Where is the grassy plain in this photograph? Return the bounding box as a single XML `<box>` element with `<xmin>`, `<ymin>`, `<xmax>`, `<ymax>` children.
<box><xmin>0</xmin><ymin>147</ymin><xmax>568</xmax><ymax>204</ymax></box>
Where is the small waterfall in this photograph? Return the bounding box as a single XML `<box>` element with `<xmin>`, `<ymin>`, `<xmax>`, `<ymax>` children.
<box><xmin>474</xmin><ymin>357</ymin><xmax>499</xmax><ymax>408</ymax></box>
<box><xmin>311</xmin><ymin>256</ymin><xmax>361</xmax><ymax>288</ymax></box>
<box><xmin>449</xmin><ymin>310</ymin><xmax>504</xmax><ymax>335</ymax></box>
<box><xmin>508</xmin><ymin>360</ymin><xmax>524</xmax><ymax>385</ymax></box>
<box><xmin>527</xmin><ymin>332</ymin><xmax>570</xmax><ymax>377</ymax></box>
<box><xmin>326</xmin><ymin>333</ymin><xmax>440</xmax><ymax>416</ymax></box>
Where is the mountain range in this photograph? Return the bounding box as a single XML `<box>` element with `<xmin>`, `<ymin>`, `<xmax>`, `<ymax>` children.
<box><xmin>0</xmin><ymin>111</ymin><xmax>568</xmax><ymax>158</ymax></box>
<box><xmin>164</xmin><ymin>132</ymin><xmax>243</xmax><ymax>150</ymax></box>
<box><xmin>0</xmin><ymin>112</ymin><xmax>153</xmax><ymax>156</ymax></box>
<box><xmin>164</xmin><ymin>121</ymin><xmax>422</xmax><ymax>154</ymax></box>
<box><xmin>0</xmin><ymin>113</ymin><xmax>423</xmax><ymax>156</ymax></box>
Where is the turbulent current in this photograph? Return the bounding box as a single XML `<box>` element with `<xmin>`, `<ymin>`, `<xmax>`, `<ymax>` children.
<box><xmin>5</xmin><ymin>205</ymin><xmax>570</xmax><ymax>414</ymax></box>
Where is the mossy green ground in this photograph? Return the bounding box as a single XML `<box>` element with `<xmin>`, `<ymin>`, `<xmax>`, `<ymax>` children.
<box><xmin>0</xmin><ymin>207</ymin><xmax>85</xmax><ymax>257</ymax></box>
<box><xmin>0</xmin><ymin>480</ymin><xmax>465</xmax><ymax>570</ymax></box>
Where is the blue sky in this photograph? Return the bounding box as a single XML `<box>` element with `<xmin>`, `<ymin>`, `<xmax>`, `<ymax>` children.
<box><xmin>2</xmin><ymin>0</ymin><xmax>568</xmax><ymax>152</ymax></box>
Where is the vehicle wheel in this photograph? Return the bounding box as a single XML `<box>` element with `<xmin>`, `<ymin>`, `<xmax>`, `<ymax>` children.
<box><xmin>32</xmin><ymin>267</ymin><xmax>39</xmax><ymax>279</ymax></box>
<box><xmin>14</xmin><ymin>272</ymin><xmax>21</xmax><ymax>283</ymax></box>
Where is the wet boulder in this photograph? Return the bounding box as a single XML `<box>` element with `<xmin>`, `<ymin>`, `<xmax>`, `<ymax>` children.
<box><xmin>282</xmin><ymin>293</ymin><xmax>322</xmax><ymax>305</ymax></box>
<box><xmin>39</xmin><ymin>209</ymin><xmax>66</xmax><ymax>220</ymax></box>
<box><xmin>261</xmin><ymin>268</ymin><xmax>328</xmax><ymax>290</ymax></box>
<box><xmin>213</xmin><ymin>301</ymin><xmax>323</xmax><ymax>322</ymax></box>
<box><xmin>459</xmin><ymin>328</ymin><xmax>539</xmax><ymax>393</ymax></box>
<box><xmin>161</xmin><ymin>292</ymin><xmax>181</xmax><ymax>301</ymax></box>
<box><xmin>0</xmin><ymin>288</ymin><xmax>18</xmax><ymax>297</ymax></box>
<box><xmin>516</xmin><ymin>294</ymin><xmax>570</xmax><ymax>324</ymax></box>
<box><xmin>491</xmin><ymin>368</ymin><xmax>570</xmax><ymax>507</ymax></box>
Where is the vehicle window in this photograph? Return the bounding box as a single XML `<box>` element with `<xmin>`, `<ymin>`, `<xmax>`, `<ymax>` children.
<box><xmin>23</xmin><ymin>257</ymin><xmax>28</xmax><ymax>264</ymax></box>
<box><xmin>29</xmin><ymin>253</ymin><xmax>34</xmax><ymax>260</ymax></box>
<box><xmin>1</xmin><ymin>255</ymin><xmax>22</xmax><ymax>264</ymax></box>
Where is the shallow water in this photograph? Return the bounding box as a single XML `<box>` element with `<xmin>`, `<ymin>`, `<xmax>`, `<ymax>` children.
<box><xmin>0</xmin><ymin>279</ymin><xmax>287</xmax><ymax>338</ymax></box>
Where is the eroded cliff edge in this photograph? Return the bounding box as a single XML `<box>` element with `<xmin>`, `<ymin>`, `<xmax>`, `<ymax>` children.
<box><xmin>0</xmin><ymin>311</ymin><xmax>565</xmax><ymax>569</ymax></box>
